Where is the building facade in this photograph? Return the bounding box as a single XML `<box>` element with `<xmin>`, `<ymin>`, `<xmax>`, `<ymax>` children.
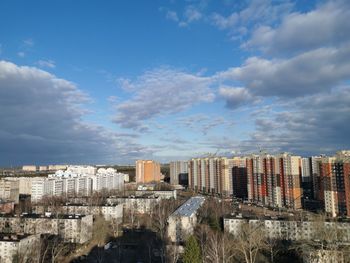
<box><xmin>321</xmin><ymin>151</ymin><xmax>350</xmax><ymax>217</ymax></box>
<box><xmin>0</xmin><ymin>214</ymin><xmax>93</xmax><ymax>244</ymax></box>
<box><xmin>0</xmin><ymin>234</ymin><xmax>40</xmax><ymax>263</ymax></box>
<box><xmin>136</xmin><ymin>160</ymin><xmax>161</xmax><ymax>183</ymax></box>
<box><xmin>170</xmin><ymin>161</ymin><xmax>189</xmax><ymax>186</ymax></box>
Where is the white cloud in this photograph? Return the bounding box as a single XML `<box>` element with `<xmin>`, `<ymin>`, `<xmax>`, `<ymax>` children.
<box><xmin>37</xmin><ymin>59</ymin><xmax>56</xmax><ymax>69</ymax></box>
<box><xmin>113</xmin><ymin>68</ymin><xmax>215</xmax><ymax>129</ymax></box>
<box><xmin>245</xmin><ymin>0</ymin><xmax>350</xmax><ymax>53</ymax></box>
<box><xmin>23</xmin><ymin>38</ymin><xmax>34</xmax><ymax>47</ymax></box>
<box><xmin>217</xmin><ymin>45</ymin><xmax>350</xmax><ymax>97</ymax></box>
<box><xmin>166</xmin><ymin>10</ymin><xmax>179</xmax><ymax>22</ymax></box>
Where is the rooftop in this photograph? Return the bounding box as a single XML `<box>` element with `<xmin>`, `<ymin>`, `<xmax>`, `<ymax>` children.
<box><xmin>172</xmin><ymin>196</ymin><xmax>205</xmax><ymax>217</ymax></box>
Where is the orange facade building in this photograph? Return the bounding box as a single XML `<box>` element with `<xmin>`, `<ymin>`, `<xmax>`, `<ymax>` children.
<box><xmin>136</xmin><ymin>160</ymin><xmax>161</xmax><ymax>183</ymax></box>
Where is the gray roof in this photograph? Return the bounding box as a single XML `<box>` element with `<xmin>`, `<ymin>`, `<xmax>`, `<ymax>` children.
<box><xmin>172</xmin><ymin>196</ymin><xmax>205</xmax><ymax>217</ymax></box>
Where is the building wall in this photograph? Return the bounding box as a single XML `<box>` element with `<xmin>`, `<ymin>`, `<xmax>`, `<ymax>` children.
<box><xmin>0</xmin><ymin>215</ymin><xmax>93</xmax><ymax>244</ymax></box>
<box><xmin>136</xmin><ymin>160</ymin><xmax>161</xmax><ymax>183</ymax></box>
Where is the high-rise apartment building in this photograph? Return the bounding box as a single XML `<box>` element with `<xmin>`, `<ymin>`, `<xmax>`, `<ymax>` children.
<box><xmin>188</xmin><ymin>157</ymin><xmax>247</xmax><ymax>197</ymax></box>
<box><xmin>136</xmin><ymin>160</ymin><xmax>161</xmax><ymax>183</ymax></box>
<box><xmin>246</xmin><ymin>153</ymin><xmax>302</xmax><ymax>209</ymax></box>
<box><xmin>321</xmin><ymin>151</ymin><xmax>350</xmax><ymax>217</ymax></box>
<box><xmin>0</xmin><ymin>180</ymin><xmax>19</xmax><ymax>203</ymax></box>
<box><xmin>170</xmin><ymin>161</ymin><xmax>188</xmax><ymax>186</ymax></box>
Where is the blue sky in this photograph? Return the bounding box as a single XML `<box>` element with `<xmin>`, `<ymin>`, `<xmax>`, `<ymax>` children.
<box><xmin>0</xmin><ymin>0</ymin><xmax>349</xmax><ymax>165</ymax></box>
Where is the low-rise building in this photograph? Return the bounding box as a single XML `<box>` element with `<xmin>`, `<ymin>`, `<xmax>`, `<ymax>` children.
<box><xmin>0</xmin><ymin>214</ymin><xmax>93</xmax><ymax>244</ymax></box>
<box><xmin>167</xmin><ymin>196</ymin><xmax>205</xmax><ymax>243</ymax></box>
<box><xmin>107</xmin><ymin>196</ymin><xmax>160</xmax><ymax>214</ymax></box>
<box><xmin>0</xmin><ymin>234</ymin><xmax>41</xmax><ymax>263</ymax></box>
<box><xmin>0</xmin><ymin>179</ymin><xmax>19</xmax><ymax>203</ymax></box>
<box><xmin>33</xmin><ymin>204</ymin><xmax>123</xmax><ymax>221</ymax></box>
<box><xmin>224</xmin><ymin>215</ymin><xmax>350</xmax><ymax>242</ymax></box>
<box><xmin>135</xmin><ymin>190</ymin><xmax>177</xmax><ymax>199</ymax></box>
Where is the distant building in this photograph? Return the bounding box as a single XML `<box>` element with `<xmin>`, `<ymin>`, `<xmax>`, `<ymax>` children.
<box><xmin>48</xmin><ymin>165</ymin><xmax>68</xmax><ymax>171</ymax></box>
<box><xmin>0</xmin><ymin>234</ymin><xmax>41</xmax><ymax>263</ymax></box>
<box><xmin>0</xmin><ymin>214</ymin><xmax>93</xmax><ymax>244</ymax></box>
<box><xmin>170</xmin><ymin>161</ymin><xmax>188</xmax><ymax>186</ymax></box>
<box><xmin>188</xmin><ymin>157</ymin><xmax>247</xmax><ymax>197</ymax></box>
<box><xmin>30</xmin><ymin>166</ymin><xmax>125</xmax><ymax>202</ymax></box>
<box><xmin>22</xmin><ymin>166</ymin><xmax>37</xmax><ymax>172</ymax></box>
<box><xmin>321</xmin><ymin>151</ymin><xmax>350</xmax><ymax>217</ymax></box>
<box><xmin>246</xmin><ymin>153</ymin><xmax>302</xmax><ymax>209</ymax></box>
<box><xmin>167</xmin><ymin>196</ymin><xmax>205</xmax><ymax>243</ymax></box>
<box><xmin>136</xmin><ymin>160</ymin><xmax>161</xmax><ymax>183</ymax></box>
<box><xmin>0</xmin><ymin>180</ymin><xmax>19</xmax><ymax>203</ymax></box>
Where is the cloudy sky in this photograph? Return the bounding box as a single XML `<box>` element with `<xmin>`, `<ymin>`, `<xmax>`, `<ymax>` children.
<box><xmin>0</xmin><ymin>0</ymin><xmax>349</xmax><ymax>166</ymax></box>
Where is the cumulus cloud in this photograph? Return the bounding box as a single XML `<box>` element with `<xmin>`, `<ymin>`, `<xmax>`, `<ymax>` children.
<box><xmin>242</xmin><ymin>87</ymin><xmax>350</xmax><ymax>155</ymax></box>
<box><xmin>217</xmin><ymin>45</ymin><xmax>350</xmax><ymax>97</ymax></box>
<box><xmin>245</xmin><ymin>0</ymin><xmax>350</xmax><ymax>53</ymax></box>
<box><xmin>0</xmin><ymin>60</ymin><xmax>149</xmax><ymax>165</ymax></box>
<box><xmin>113</xmin><ymin>68</ymin><xmax>215</xmax><ymax>129</ymax></box>
<box><xmin>211</xmin><ymin>0</ymin><xmax>293</xmax><ymax>39</ymax></box>
<box><xmin>218</xmin><ymin>86</ymin><xmax>258</xmax><ymax>109</ymax></box>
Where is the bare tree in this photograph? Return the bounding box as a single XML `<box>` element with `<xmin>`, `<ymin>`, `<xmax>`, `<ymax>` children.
<box><xmin>232</xmin><ymin>222</ymin><xmax>268</xmax><ymax>263</ymax></box>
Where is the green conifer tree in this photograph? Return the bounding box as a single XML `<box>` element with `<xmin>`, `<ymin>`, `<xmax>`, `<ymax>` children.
<box><xmin>182</xmin><ymin>235</ymin><xmax>202</xmax><ymax>263</ymax></box>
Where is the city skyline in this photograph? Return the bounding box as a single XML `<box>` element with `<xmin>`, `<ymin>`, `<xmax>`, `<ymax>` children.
<box><xmin>1</xmin><ymin>0</ymin><xmax>350</xmax><ymax>165</ymax></box>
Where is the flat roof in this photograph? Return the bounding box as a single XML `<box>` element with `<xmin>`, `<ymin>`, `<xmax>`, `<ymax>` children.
<box><xmin>172</xmin><ymin>196</ymin><xmax>205</xmax><ymax>217</ymax></box>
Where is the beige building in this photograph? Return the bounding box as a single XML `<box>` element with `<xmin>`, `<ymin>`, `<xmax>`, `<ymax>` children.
<box><xmin>0</xmin><ymin>214</ymin><xmax>93</xmax><ymax>244</ymax></box>
<box><xmin>0</xmin><ymin>179</ymin><xmax>19</xmax><ymax>203</ymax></box>
<box><xmin>0</xmin><ymin>234</ymin><xmax>41</xmax><ymax>263</ymax></box>
<box><xmin>136</xmin><ymin>160</ymin><xmax>161</xmax><ymax>183</ymax></box>
<box><xmin>22</xmin><ymin>166</ymin><xmax>37</xmax><ymax>172</ymax></box>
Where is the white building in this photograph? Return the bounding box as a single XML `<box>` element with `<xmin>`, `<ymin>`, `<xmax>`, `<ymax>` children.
<box><xmin>0</xmin><ymin>179</ymin><xmax>19</xmax><ymax>203</ymax></box>
<box><xmin>22</xmin><ymin>166</ymin><xmax>37</xmax><ymax>172</ymax></box>
<box><xmin>224</xmin><ymin>216</ymin><xmax>350</xmax><ymax>242</ymax></box>
<box><xmin>31</xmin><ymin>166</ymin><xmax>125</xmax><ymax>202</ymax></box>
<box><xmin>107</xmin><ymin>197</ymin><xmax>160</xmax><ymax>214</ymax></box>
<box><xmin>0</xmin><ymin>234</ymin><xmax>41</xmax><ymax>263</ymax></box>
<box><xmin>167</xmin><ymin>196</ymin><xmax>205</xmax><ymax>243</ymax></box>
<box><xmin>33</xmin><ymin>204</ymin><xmax>123</xmax><ymax>221</ymax></box>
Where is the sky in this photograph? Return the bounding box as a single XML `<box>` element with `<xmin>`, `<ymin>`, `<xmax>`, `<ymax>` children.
<box><xmin>0</xmin><ymin>0</ymin><xmax>349</xmax><ymax>166</ymax></box>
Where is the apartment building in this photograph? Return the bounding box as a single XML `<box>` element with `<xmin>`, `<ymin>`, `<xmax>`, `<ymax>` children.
<box><xmin>246</xmin><ymin>153</ymin><xmax>302</xmax><ymax>209</ymax></box>
<box><xmin>30</xmin><ymin>166</ymin><xmax>125</xmax><ymax>202</ymax></box>
<box><xmin>167</xmin><ymin>196</ymin><xmax>205</xmax><ymax>243</ymax></box>
<box><xmin>188</xmin><ymin>157</ymin><xmax>247</xmax><ymax>197</ymax></box>
<box><xmin>0</xmin><ymin>179</ymin><xmax>19</xmax><ymax>203</ymax></box>
<box><xmin>107</xmin><ymin>196</ymin><xmax>160</xmax><ymax>214</ymax></box>
<box><xmin>33</xmin><ymin>204</ymin><xmax>123</xmax><ymax>221</ymax></box>
<box><xmin>321</xmin><ymin>151</ymin><xmax>350</xmax><ymax>217</ymax></box>
<box><xmin>170</xmin><ymin>161</ymin><xmax>189</xmax><ymax>186</ymax></box>
<box><xmin>224</xmin><ymin>216</ymin><xmax>350</xmax><ymax>242</ymax></box>
<box><xmin>0</xmin><ymin>214</ymin><xmax>93</xmax><ymax>244</ymax></box>
<box><xmin>136</xmin><ymin>160</ymin><xmax>161</xmax><ymax>183</ymax></box>
<box><xmin>0</xmin><ymin>234</ymin><xmax>40</xmax><ymax>263</ymax></box>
